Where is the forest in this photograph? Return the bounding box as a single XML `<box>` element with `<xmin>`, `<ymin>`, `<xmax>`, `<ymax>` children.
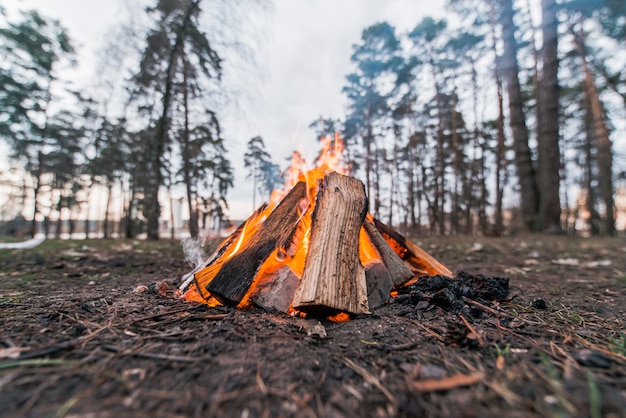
<box><xmin>0</xmin><ymin>0</ymin><xmax>625</xmax><ymax>240</ymax></box>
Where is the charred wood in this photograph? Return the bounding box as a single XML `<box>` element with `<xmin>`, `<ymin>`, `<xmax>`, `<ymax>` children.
<box><xmin>206</xmin><ymin>182</ymin><xmax>307</xmax><ymax>305</ymax></box>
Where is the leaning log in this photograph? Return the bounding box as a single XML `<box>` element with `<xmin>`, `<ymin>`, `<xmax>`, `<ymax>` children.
<box><xmin>206</xmin><ymin>182</ymin><xmax>307</xmax><ymax>305</ymax></box>
<box><xmin>364</xmin><ymin>217</ymin><xmax>414</xmax><ymax>287</ymax></box>
<box><xmin>373</xmin><ymin>218</ymin><xmax>453</xmax><ymax>278</ymax></box>
<box><xmin>292</xmin><ymin>173</ymin><xmax>370</xmax><ymax>315</ymax></box>
<box><xmin>191</xmin><ymin>204</ymin><xmax>268</xmax><ymax>300</ymax></box>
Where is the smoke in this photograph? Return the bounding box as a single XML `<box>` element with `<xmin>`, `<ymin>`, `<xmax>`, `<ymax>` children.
<box><xmin>181</xmin><ymin>233</ymin><xmax>208</xmax><ymax>269</ymax></box>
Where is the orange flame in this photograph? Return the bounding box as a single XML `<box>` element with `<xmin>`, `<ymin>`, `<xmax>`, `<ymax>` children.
<box><xmin>185</xmin><ymin>134</ymin><xmax>376</xmax><ymax>321</ymax></box>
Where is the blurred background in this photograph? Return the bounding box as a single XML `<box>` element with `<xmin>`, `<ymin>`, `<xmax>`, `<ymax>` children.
<box><xmin>0</xmin><ymin>0</ymin><xmax>624</xmax><ymax>240</ymax></box>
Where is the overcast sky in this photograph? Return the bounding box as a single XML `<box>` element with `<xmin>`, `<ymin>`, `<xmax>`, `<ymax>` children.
<box><xmin>8</xmin><ymin>0</ymin><xmax>446</xmax><ymax>220</ymax></box>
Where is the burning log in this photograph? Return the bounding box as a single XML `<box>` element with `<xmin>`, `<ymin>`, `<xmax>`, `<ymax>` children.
<box><xmin>363</xmin><ymin>217</ymin><xmax>414</xmax><ymax>287</ymax></box>
<box><xmin>291</xmin><ymin>172</ymin><xmax>370</xmax><ymax>315</ymax></box>
<box><xmin>188</xmin><ymin>204</ymin><xmax>268</xmax><ymax>300</ymax></box>
<box><xmin>181</xmin><ymin>134</ymin><xmax>453</xmax><ymax>318</ymax></box>
<box><xmin>248</xmin><ymin>266</ymin><xmax>300</xmax><ymax>313</ymax></box>
<box><xmin>206</xmin><ymin>182</ymin><xmax>307</xmax><ymax>305</ymax></box>
<box><xmin>373</xmin><ymin>218</ymin><xmax>453</xmax><ymax>280</ymax></box>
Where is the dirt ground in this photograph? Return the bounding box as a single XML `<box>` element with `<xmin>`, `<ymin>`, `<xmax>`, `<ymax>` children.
<box><xmin>0</xmin><ymin>235</ymin><xmax>624</xmax><ymax>417</ymax></box>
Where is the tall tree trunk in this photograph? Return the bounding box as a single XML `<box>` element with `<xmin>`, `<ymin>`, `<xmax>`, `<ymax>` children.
<box><xmin>491</xmin><ymin>3</ymin><xmax>506</xmax><ymax>237</ymax></box>
<box><xmin>181</xmin><ymin>53</ymin><xmax>199</xmax><ymax>238</ymax></box>
<box><xmin>146</xmin><ymin>0</ymin><xmax>200</xmax><ymax>240</ymax></box>
<box><xmin>124</xmin><ymin>177</ymin><xmax>136</xmax><ymax>239</ymax></box>
<box><xmin>450</xmin><ymin>87</ymin><xmax>460</xmax><ymax>235</ymax></box>
<box><xmin>43</xmin><ymin>216</ymin><xmax>50</xmax><ymax>238</ymax></box>
<box><xmin>373</xmin><ymin>148</ymin><xmax>381</xmax><ymax>218</ymax></box>
<box><xmin>407</xmin><ymin>142</ymin><xmax>417</xmax><ymax>231</ymax></box>
<box><xmin>84</xmin><ymin>186</ymin><xmax>92</xmax><ymax>240</ymax></box>
<box><xmin>30</xmin><ymin>150</ymin><xmax>44</xmax><ymax>237</ymax></box>
<box><xmin>523</xmin><ymin>0</ymin><xmax>544</xmax><ymax>157</ymax></box>
<box><xmin>572</xmin><ymin>26</ymin><xmax>615</xmax><ymax>236</ymax></box>
<box><xmin>388</xmin><ymin>135</ymin><xmax>398</xmax><ymax>227</ymax></box>
<box><xmin>537</xmin><ymin>0</ymin><xmax>562</xmax><ymax>232</ymax></box>
<box><xmin>500</xmin><ymin>0</ymin><xmax>540</xmax><ymax>231</ymax></box>
<box><xmin>581</xmin><ymin>79</ymin><xmax>601</xmax><ymax>235</ymax></box>
<box><xmin>495</xmin><ymin>72</ymin><xmax>506</xmax><ymax>236</ymax></box>
<box><xmin>69</xmin><ymin>207</ymin><xmax>76</xmax><ymax>238</ymax></box>
<box><xmin>55</xmin><ymin>202</ymin><xmax>63</xmax><ymax>239</ymax></box>
<box><xmin>103</xmin><ymin>181</ymin><xmax>113</xmax><ymax>239</ymax></box>
<box><xmin>169</xmin><ymin>187</ymin><xmax>176</xmax><ymax>240</ymax></box>
<box><xmin>434</xmin><ymin>83</ymin><xmax>446</xmax><ymax>235</ymax></box>
<box><xmin>467</xmin><ymin>60</ymin><xmax>481</xmax><ymax>235</ymax></box>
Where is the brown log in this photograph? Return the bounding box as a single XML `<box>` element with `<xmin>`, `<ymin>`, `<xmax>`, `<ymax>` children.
<box><xmin>292</xmin><ymin>172</ymin><xmax>370</xmax><ymax>315</ymax></box>
<box><xmin>364</xmin><ymin>217</ymin><xmax>414</xmax><ymax>287</ymax></box>
<box><xmin>364</xmin><ymin>261</ymin><xmax>393</xmax><ymax>310</ymax></box>
<box><xmin>193</xmin><ymin>204</ymin><xmax>268</xmax><ymax>300</ymax></box>
<box><xmin>373</xmin><ymin>218</ymin><xmax>453</xmax><ymax>278</ymax></box>
<box><xmin>206</xmin><ymin>182</ymin><xmax>307</xmax><ymax>305</ymax></box>
<box><xmin>249</xmin><ymin>266</ymin><xmax>300</xmax><ymax>313</ymax></box>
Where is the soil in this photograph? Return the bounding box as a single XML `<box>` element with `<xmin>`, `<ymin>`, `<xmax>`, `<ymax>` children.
<box><xmin>0</xmin><ymin>235</ymin><xmax>625</xmax><ymax>417</ymax></box>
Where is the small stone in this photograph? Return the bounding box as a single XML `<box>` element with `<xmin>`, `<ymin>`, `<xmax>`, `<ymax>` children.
<box><xmin>531</xmin><ymin>298</ymin><xmax>547</xmax><ymax>310</ymax></box>
<box><xmin>417</xmin><ymin>364</ymin><xmax>446</xmax><ymax>379</ymax></box>
<box><xmin>431</xmin><ymin>288</ymin><xmax>456</xmax><ymax>308</ymax></box>
<box><xmin>415</xmin><ymin>300</ymin><xmax>430</xmax><ymax>310</ymax></box>
<box><xmin>573</xmin><ymin>349</ymin><xmax>611</xmax><ymax>368</ymax></box>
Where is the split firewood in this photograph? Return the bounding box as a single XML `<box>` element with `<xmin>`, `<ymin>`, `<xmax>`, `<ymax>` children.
<box><xmin>373</xmin><ymin>218</ymin><xmax>453</xmax><ymax>278</ymax></box>
<box><xmin>364</xmin><ymin>260</ymin><xmax>393</xmax><ymax>310</ymax></box>
<box><xmin>359</xmin><ymin>225</ymin><xmax>393</xmax><ymax>309</ymax></box>
<box><xmin>191</xmin><ymin>203</ymin><xmax>268</xmax><ymax>300</ymax></box>
<box><xmin>364</xmin><ymin>217</ymin><xmax>414</xmax><ymax>287</ymax></box>
<box><xmin>206</xmin><ymin>182</ymin><xmax>307</xmax><ymax>305</ymax></box>
<box><xmin>292</xmin><ymin>172</ymin><xmax>370</xmax><ymax>315</ymax></box>
<box><xmin>249</xmin><ymin>265</ymin><xmax>300</xmax><ymax>313</ymax></box>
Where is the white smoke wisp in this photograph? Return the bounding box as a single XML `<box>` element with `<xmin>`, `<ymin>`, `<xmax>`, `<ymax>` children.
<box><xmin>179</xmin><ymin>233</ymin><xmax>210</xmax><ymax>290</ymax></box>
<box><xmin>182</xmin><ymin>233</ymin><xmax>208</xmax><ymax>269</ymax></box>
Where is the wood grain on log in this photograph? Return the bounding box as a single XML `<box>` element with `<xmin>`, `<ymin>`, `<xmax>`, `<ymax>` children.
<box><xmin>364</xmin><ymin>261</ymin><xmax>393</xmax><ymax>310</ymax></box>
<box><xmin>292</xmin><ymin>172</ymin><xmax>370</xmax><ymax>315</ymax></box>
<box><xmin>364</xmin><ymin>217</ymin><xmax>414</xmax><ymax>287</ymax></box>
<box><xmin>206</xmin><ymin>182</ymin><xmax>308</xmax><ymax>305</ymax></box>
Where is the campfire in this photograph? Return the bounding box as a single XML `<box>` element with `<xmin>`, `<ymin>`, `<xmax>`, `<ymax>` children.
<box><xmin>180</xmin><ymin>135</ymin><xmax>452</xmax><ymax>318</ymax></box>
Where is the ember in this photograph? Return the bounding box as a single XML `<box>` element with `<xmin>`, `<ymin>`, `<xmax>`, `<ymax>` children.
<box><xmin>180</xmin><ymin>134</ymin><xmax>452</xmax><ymax>318</ymax></box>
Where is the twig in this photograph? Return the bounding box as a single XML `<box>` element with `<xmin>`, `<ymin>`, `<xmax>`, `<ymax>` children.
<box><xmin>0</xmin><ymin>358</ymin><xmax>77</xmax><ymax>370</ymax></box>
<box><xmin>459</xmin><ymin>315</ymin><xmax>484</xmax><ymax>346</ymax></box>
<box><xmin>131</xmin><ymin>352</ymin><xmax>198</xmax><ymax>362</ymax></box>
<box><xmin>102</xmin><ymin>345</ymin><xmax>197</xmax><ymax>362</ymax></box>
<box><xmin>388</xmin><ymin>341</ymin><xmax>419</xmax><ymax>351</ymax></box>
<box><xmin>461</xmin><ymin>296</ymin><xmax>509</xmax><ymax>318</ymax></box>
<box><xmin>574</xmin><ymin>335</ymin><xmax>626</xmax><ymax>363</ymax></box>
<box><xmin>409</xmin><ymin>372</ymin><xmax>485</xmax><ymax>392</ymax></box>
<box><xmin>256</xmin><ymin>363</ymin><xmax>268</xmax><ymax>394</ymax></box>
<box><xmin>130</xmin><ymin>305</ymin><xmax>218</xmax><ymax>323</ymax></box>
<box><xmin>341</xmin><ymin>357</ymin><xmax>397</xmax><ymax>416</ymax></box>
<box><xmin>412</xmin><ymin>320</ymin><xmax>445</xmax><ymax>342</ymax></box>
<box><xmin>483</xmin><ymin>380</ymin><xmax>525</xmax><ymax>406</ymax></box>
<box><xmin>17</xmin><ymin>340</ymin><xmax>77</xmax><ymax>360</ymax></box>
<box><xmin>257</xmin><ymin>333</ymin><xmax>308</xmax><ymax>339</ymax></box>
<box><xmin>494</xmin><ymin>321</ymin><xmax>564</xmax><ymax>363</ymax></box>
